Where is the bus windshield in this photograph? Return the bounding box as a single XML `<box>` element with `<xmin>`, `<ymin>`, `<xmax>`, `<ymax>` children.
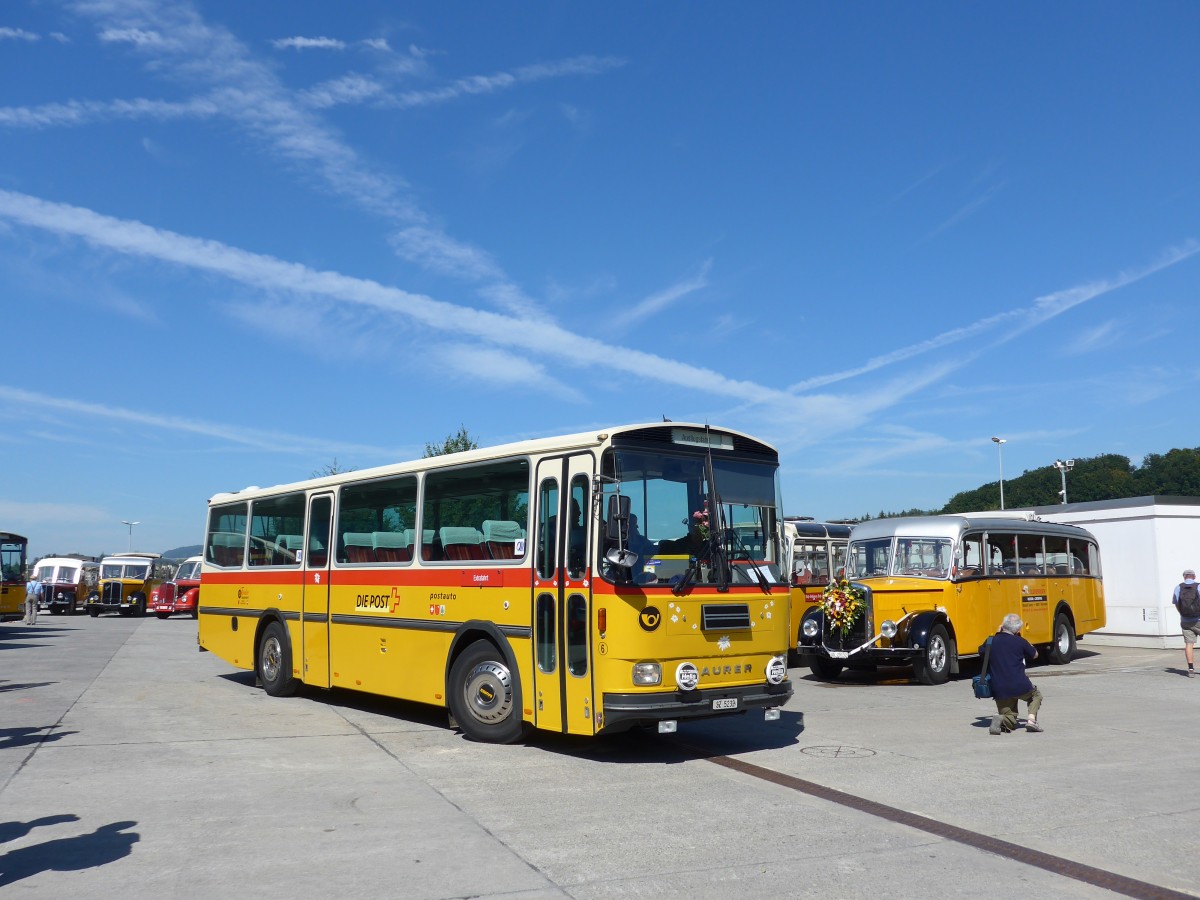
<box><xmin>601</xmin><ymin>448</ymin><xmax>782</xmax><ymax>584</ymax></box>
<box><xmin>848</xmin><ymin>536</ymin><xmax>952</xmax><ymax>579</ymax></box>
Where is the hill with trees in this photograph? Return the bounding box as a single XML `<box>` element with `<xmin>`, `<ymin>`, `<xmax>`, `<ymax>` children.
<box><xmin>862</xmin><ymin>446</ymin><xmax>1200</xmax><ymax>520</ymax></box>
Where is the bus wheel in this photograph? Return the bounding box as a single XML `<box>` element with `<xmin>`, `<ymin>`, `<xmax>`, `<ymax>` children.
<box><xmin>89</xmin><ymin>608</ymin><xmax>99</xmax><ymax>618</ymax></box>
<box><xmin>257</xmin><ymin>621</ymin><xmax>297</xmax><ymax>697</ymax></box>
<box><xmin>448</xmin><ymin>641</ymin><xmax>524</xmax><ymax>744</ymax></box>
<box><xmin>915</xmin><ymin>624</ymin><xmax>951</xmax><ymax>685</ymax></box>
<box><xmin>156</xmin><ymin>612</ymin><xmax>170</xmax><ymax>620</ymax></box>
<box><xmin>810</xmin><ymin>657</ymin><xmax>844</xmax><ymax>681</ymax></box>
<box><xmin>1049</xmin><ymin>613</ymin><xmax>1076</xmax><ymax>665</ymax></box>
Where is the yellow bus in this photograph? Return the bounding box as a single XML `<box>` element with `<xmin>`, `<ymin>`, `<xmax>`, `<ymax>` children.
<box><xmin>87</xmin><ymin>552</ymin><xmax>169</xmax><ymax>617</ymax></box>
<box><xmin>198</xmin><ymin>423</ymin><xmax>793</xmax><ymax>742</ymax></box>
<box><xmin>783</xmin><ymin>519</ymin><xmax>852</xmax><ymax>655</ymax></box>
<box><xmin>1</xmin><ymin>532</ymin><xmax>29</xmax><ymax>620</ymax></box>
<box><xmin>795</xmin><ymin>514</ymin><xmax>1105</xmax><ymax>684</ymax></box>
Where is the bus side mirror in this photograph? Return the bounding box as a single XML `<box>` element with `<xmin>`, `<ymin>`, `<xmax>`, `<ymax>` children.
<box><xmin>605</xmin><ymin>494</ymin><xmax>631</xmax><ymax>542</ymax></box>
<box><xmin>604</xmin><ymin>495</ymin><xmax>637</xmax><ymax>569</ymax></box>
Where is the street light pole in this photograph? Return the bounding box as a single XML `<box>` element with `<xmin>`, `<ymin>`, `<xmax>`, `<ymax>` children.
<box><xmin>991</xmin><ymin>437</ymin><xmax>1007</xmax><ymax>510</ymax></box>
<box><xmin>120</xmin><ymin>520</ymin><xmax>140</xmax><ymax>552</ymax></box>
<box><xmin>1053</xmin><ymin>459</ymin><xmax>1075</xmax><ymax>505</ymax></box>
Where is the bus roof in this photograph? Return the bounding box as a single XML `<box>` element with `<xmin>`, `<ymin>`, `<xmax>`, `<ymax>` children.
<box><xmin>849</xmin><ymin>514</ymin><xmax>1097</xmax><ymax>543</ymax></box>
<box><xmin>34</xmin><ymin>557</ymin><xmax>99</xmax><ymax>568</ymax></box>
<box><xmin>208</xmin><ymin>422</ymin><xmax>777</xmax><ymax>505</ymax></box>
<box><xmin>1</xmin><ymin>532</ymin><xmax>29</xmax><ymax>543</ymax></box>
<box><xmin>784</xmin><ymin>521</ymin><xmax>853</xmax><ymax>540</ymax></box>
<box><xmin>102</xmin><ymin>552</ymin><xmax>162</xmax><ymax>562</ymax></box>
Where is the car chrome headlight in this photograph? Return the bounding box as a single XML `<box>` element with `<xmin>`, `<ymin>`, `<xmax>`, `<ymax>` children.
<box><xmin>675</xmin><ymin>662</ymin><xmax>700</xmax><ymax>691</ymax></box>
<box><xmin>802</xmin><ymin>618</ymin><xmax>819</xmax><ymax>638</ymax></box>
<box><xmin>632</xmin><ymin>662</ymin><xmax>661</xmax><ymax>686</ymax></box>
<box><xmin>765</xmin><ymin>655</ymin><xmax>788</xmax><ymax>685</ymax></box>
<box><xmin>880</xmin><ymin>620</ymin><xmax>897</xmax><ymax>639</ymax></box>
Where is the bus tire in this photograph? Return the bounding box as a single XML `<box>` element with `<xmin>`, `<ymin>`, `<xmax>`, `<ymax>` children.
<box><xmin>914</xmin><ymin>624</ymin><xmax>951</xmax><ymax>685</ymax></box>
<box><xmin>156</xmin><ymin>612</ymin><xmax>170</xmax><ymax>620</ymax></box>
<box><xmin>448</xmin><ymin>640</ymin><xmax>524</xmax><ymax>744</ymax></box>
<box><xmin>810</xmin><ymin>657</ymin><xmax>844</xmax><ymax>681</ymax></box>
<box><xmin>89</xmin><ymin>608</ymin><xmax>100</xmax><ymax>618</ymax></box>
<box><xmin>257</xmin><ymin>621</ymin><xmax>298</xmax><ymax>697</ymax></box>
<box><xmin>1049</xmin><ymin>612</ymin><xmax>1076</xmax><ymax>665</ymax></box>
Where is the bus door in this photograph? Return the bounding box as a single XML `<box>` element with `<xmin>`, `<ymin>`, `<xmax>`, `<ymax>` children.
<box><xmin>302</xmin><ymin>493</ymin><xmax>333</xmax><ymax>689</ymax></box>
<box><xmin>532</xmin><ymin>455</ymin><xmax>595</xmax><ymax>736</ymax></box>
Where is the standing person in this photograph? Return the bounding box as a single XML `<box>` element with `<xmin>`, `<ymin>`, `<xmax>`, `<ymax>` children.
<box><xmin>987</xmin><ymin>613</ymin><xmax>1044</xmax><ymax>734</ymax></box>
<box><xmin>1172</xmin><ymin>568</ymin><xmax>1200</xmax><ymax>677</ymax></box>
<box><xmin>24</xmin><ymin>571</ymin><xmax>42</xmax><ymax>626</ymax></box>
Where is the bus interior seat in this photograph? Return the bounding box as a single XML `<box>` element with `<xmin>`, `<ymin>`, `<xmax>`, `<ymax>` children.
<box><xmin>413</xmin><ymin>529</ymin><xmax>443</xmax><ymax>561</ymax></box>
<box><xmin>1054</xmin><ymin>563</ymin><xmax>1071</xmax><ymax>575</ymax></box>
<box><xmin>274</xmin><ymin>534</ymin><xmax>304</xmax><ymax>564</ymax></box>
<box><xmin>482</xmin><ymin>520</ymin><xmax>523</xmax><ymax>559</ymax></box>
<box><xmin>373</xmin><ymin>531</ymin><xmax>412</xmax><ymax>563</ymax></box>
<box><xmin>344</xmin><ymin>532</ymin><xmax>376</xmax><ymax>563</ymax></box>
<box><xmin>440</xmin><ymin>527</ymin><xmax>486</xmax><ymax>561</ymax></box>
<box><xmin>212</xmin><ymin>532</ymin><xmax>244</xmax><ymax>567</ymax></box>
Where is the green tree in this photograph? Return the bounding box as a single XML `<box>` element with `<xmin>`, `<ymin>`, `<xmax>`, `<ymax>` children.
<box><xmin>424</xmin><ymin>425</ymin><xmax>480</xmax><ymax>458</ymax></box>
<box><xmin>312</xmin><ymin>458</ymin><xmax>356</xmax><ymax>478</ymax></box>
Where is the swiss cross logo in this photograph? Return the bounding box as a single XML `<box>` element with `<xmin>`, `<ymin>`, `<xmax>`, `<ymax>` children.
<box><xmin>391</xmin><ymin>586</ymin><xmax>402</xmax><ymax>612</ymax></box>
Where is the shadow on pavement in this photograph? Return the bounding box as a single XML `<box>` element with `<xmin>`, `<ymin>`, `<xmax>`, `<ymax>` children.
<box><xmin>0</xmin><ymin>727</ymin><xmax>77</xmax><ymax>751</ymax></box>
<box><xmin>0</xmin><ymin>820</ymin><xmax>139</xmax><ymax>888</ymax></box>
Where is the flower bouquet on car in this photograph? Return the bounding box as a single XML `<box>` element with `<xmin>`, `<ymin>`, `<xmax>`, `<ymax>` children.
<box><xmin>821</xmin><ymin>577</ymin><xmax>866</xmax><ymax>640</ymax></box>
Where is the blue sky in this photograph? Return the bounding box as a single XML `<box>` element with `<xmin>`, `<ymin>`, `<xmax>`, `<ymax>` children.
<box><xmin>2</xmin><ymin>1</ymin><xmax>1198</xmax><ymax>559</ymax></box>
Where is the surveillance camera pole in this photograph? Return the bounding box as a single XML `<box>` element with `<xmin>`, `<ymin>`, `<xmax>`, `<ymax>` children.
<box><xmin>1053</xmin><ymin>459</ymin><xmax>1074</xmax><ymax>505</ymax></box>
<box><xmin>991</xmin><ymin>437</ymin><xmax>1007</xmax><ymax>510</ymax></box>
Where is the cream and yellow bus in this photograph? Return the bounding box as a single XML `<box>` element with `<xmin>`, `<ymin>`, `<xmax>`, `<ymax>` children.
<box><xmin>1</xmin><ymin>532</ymin><xmax>29</xmax><ymax>620</ymax></box>
<box><xmin>795</xmin><ymin>514</ymin><xmax>1105</xmax><ymax>684</ymax></box>
<box><xmin>783</xmin><ymin>519</ymin><xmax>852</xmax><ymax>655</ymax></box>
<box><xmin>198</xmin><ymin>423</ymin><xmax>793</xmax><ymax>743</ymax></box>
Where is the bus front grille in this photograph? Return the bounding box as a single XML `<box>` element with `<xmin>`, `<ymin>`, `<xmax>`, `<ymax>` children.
<box><xmin>701</xmin><ymin>603</ymin><xmax>751</xmax><ymax>631</ymax></box>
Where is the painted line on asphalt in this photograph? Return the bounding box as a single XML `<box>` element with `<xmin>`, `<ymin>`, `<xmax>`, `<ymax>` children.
<box><xmin>702</xmin><ymin>751</ymin><xmax>1190</xmax><ymax>900</ymax></box>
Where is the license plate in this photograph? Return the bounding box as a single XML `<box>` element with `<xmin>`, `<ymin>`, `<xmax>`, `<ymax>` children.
<box><xmin>827</xmin><ymin>650</ymin><xmax>850</xmax><ymax>659</ymax></box>
<box><xmin>712</xmin><ymin>698</ymin><xmax>738</xmax><ymax>710</ymax></box>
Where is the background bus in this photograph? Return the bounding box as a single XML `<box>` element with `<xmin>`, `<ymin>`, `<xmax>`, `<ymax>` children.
<box><xmin>198</xmin><ymin>423</ymin><xmax>793</xmax><ymax>743</ymax></box>
<box><xmin>795</xmin><ymin>514</ymin><xmax>1106</xmax><ymax>684</ymax></box>
<box><xmin>32</xmin><ymin>556</ymin><xmax>100</xmax><ymax>615</ymax></box>
<box><xmin>1</xmin><ymin>532</ymin><xmax>29</xmax><ymax>620</ymax></box>
<box><xmin>783</xmin><ymin>519</ymin><xmax>852</xmax><ymax>657</ymax></box>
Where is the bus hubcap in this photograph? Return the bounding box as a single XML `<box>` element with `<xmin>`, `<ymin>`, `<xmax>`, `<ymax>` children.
<box><xmin>464</xmin><ymin>661</ymin><xmax>513</xmax><ymax>724</ymax></box>
<box><xmin>262</xmin><ymin>637</ymin><xmax>282</xmax><ymax>682</ymax></box>
<box><xmin>929</xmin><ymin>637</ymin><xmax>946</xmax><ymax>671</ymax></box>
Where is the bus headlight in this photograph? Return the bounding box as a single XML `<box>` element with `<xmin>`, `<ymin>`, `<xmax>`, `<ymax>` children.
<box><xmin>880</xmin><ymin>620</ymin><xmax>897</xmax><ymax>639</ymax></box>
<box><xmin>632</xmin><ymin>662</ymin><xmax>661</xmax><ymax>686</ymax></box>
<box><xmin>802</xmin><ymin>618</ymin><xmax>819</xmax><ymax>638</ymax></box>
<box><xmin>675</xmin><ymin>662</ymin><xmax>700</xmax><ymax>691</ymax></box>
<box><xmin>765</xmin><ymin>655</ymin><xmax>788</xmax><ymax>685</ymax></box>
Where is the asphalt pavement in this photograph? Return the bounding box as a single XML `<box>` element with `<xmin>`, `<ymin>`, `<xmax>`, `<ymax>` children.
<box><xmin>2</xmin><ymin>614</ymin><xmax>1197</xmax><ymax>898</ymax></box>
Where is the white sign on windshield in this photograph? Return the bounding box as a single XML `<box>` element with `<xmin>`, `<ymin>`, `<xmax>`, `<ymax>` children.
<box><xmin>671</xmin><ymin>429</ymin><xmax>734</xmax><ymax>451</ymax></box>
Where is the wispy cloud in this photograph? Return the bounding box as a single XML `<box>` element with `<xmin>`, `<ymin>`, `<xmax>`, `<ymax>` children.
<box><xmin>99</xmin><ymin>27</ymin><xmax>169</xmax><ymax>47</ymax></box>
<box><xmin>614</xmin><ymin>261</ymin><xmax>713</xmax><ymax>326</ymax></box>
<box><xmin>0</xmin><ymin>383</ymin><xmax>395</xmax><ymax>457</ymax></box>
<box><xmin>0</xmin><ymin>26</ymin><xmax>40</xmax><ymax>41</ymax></box>
<box><xmin>0</xmin><ymin>499</ymin><xmax>111</xmax><ymax>525</ymax></box>
<box><xmin>271</xmin><ymin>36</ymin><xmax>346</xmax><ymax>51</ymax></box>
<box><xmin>9</xmin><ymin>2</ymin><xmax>620</xmax><ymax>321</ymax></box>
<box><xmin>1063</xmin><ymin>319</ymin><xmax>1122</xmax><ymax>356</ymax></box>
<box><xmin>789</xmin><ymin>240</ymin><xmax>1200</xmax><ymax>392</ymax></box>
<box><xmin>381</xmin><ymin>55</ymin><xmax>626</xmax><ymax>110</ymax></box>
<box><xmin>0</xmin><ymin>190</ymin><xmax>804</xmax><ymax>412</ymax></box>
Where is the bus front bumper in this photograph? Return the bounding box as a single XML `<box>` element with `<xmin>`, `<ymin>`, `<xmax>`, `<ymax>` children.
<box><xmin>600</xmin><ymin>681</ymin><xmax>792</xmax><ymax>733</ymax></box>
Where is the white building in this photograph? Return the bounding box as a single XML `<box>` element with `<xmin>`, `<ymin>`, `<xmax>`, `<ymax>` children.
<box><xmin>1014</xmin><ymin>496</ymin><xmax>1200</xmax><ymax>649</ymax></box>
